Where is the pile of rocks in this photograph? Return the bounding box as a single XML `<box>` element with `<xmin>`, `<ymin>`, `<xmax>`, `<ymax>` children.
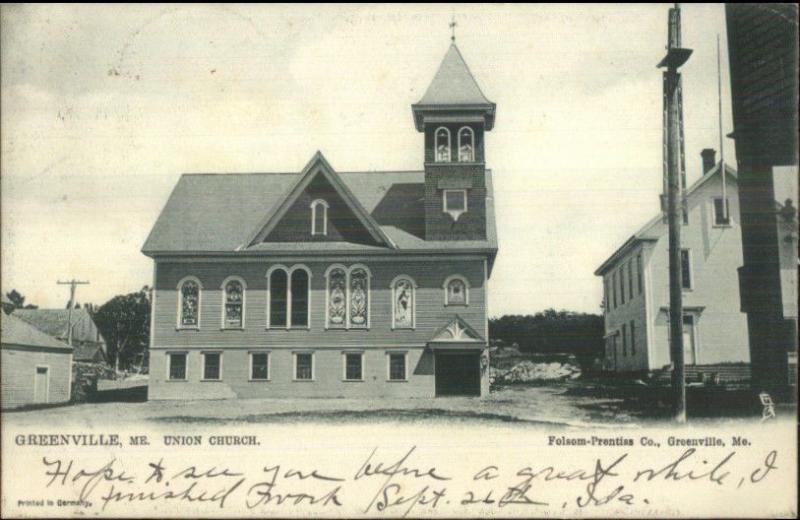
<box><xmin>494</xmin><ymin>360</ymin><xmax>581</xmax><ymax>383</ymax></box>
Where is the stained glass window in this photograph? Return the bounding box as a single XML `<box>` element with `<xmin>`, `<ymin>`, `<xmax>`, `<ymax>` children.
<box><xmin>349</xmin><ymin>268</ymin><xmax>369</xmax><ymax>327</ymax></box>
<box><xmin>180</xmin><ymin>280</ymin><xmax>199</xmax><ymax>327</ymax></box>
<box><xmin>224</xmin><ymin>280</ymin><xmax>243</xmax><ymax>328</ymax></box>
<box><xmin>393</xmin><ymin>278</ymin><xmax>414</xmax><ymax>328</ymax></box>
<box><xmin>327</xmin><ymin>268</ymin><xmax>347</xmax><ymax>328</ymax></box>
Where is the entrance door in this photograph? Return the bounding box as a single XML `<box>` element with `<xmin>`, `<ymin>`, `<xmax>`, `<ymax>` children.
<box><xmin>435</xmin><ymin>352</ymin><xmax>480</xmax><ymax>396</ymax></box>
<box><xmin>34</xmin><ymin>366</ymin><xmax>49</xmax><ymax>404</ymax></box>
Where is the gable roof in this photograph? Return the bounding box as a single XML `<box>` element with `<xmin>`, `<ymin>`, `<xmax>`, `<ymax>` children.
<box><xmin>594</xmin><ymin>163</ymin><xmax>738</xmax><ymax>276</ymax></box>
<box><xmin>74</xmin><ymin>343</ymin><xmax>108</xmax><ymax>363</ymax></box>
<box><xmin>142</xmin><ymin>161</ymin><xmax>498</xmax><ymax>257</ymax></box>
<box><xmin>1</xmin><ymin>313</ymin><xmax>72</xmax><ymax>351</ymax></box>
<box><xmin>244</xmin><ymin>152</ymin><xmax>395</xmax><ymax>249</ymax></box>
<box><xmin>429</xmin><ymin>315</ymin><xmax>486</xmax><ymax>344</ymax></box>
<box><xmin>12</xmin><ymin>308</ymin><xmax>105</xmax><ymax>346</ymax></box>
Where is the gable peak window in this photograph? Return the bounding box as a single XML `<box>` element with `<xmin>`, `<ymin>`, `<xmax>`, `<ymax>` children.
<box><xmin>443</xmin><ymin>189</ymin><xmax>467</xmax><ymax>221</ymax></box>
<box><xmin>444</xmin><ymin>275</ymin><xmax>469</xmax><ymax>306</ymax></box>
<box><xmin>177</xmin><ymin>277</ymin><xmax>201</xmax><ymax>328</ymax></box>
<box><xmin>458</xmin><ymin>126</ymin><xmax>475</xmax><ymax>162</ymax></box>
<box><xmin>435</xmin><ymin>127</ymin><xmax>451</xmax><ymax>162</ymax></box>
<box><xmin>221</xmin><ymin>277</ymin><xmax>245</xmax><ymax>329</ymax></box>
<box><xmin>311</xmin><ymin>199</ymin><xmax>329</xmax><ymax>236</ymax></box>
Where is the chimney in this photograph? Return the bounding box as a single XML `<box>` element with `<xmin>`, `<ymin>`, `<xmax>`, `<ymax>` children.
<box><xmin>701</xmin><ymin>148</ymin><xmax>716</xmax><ymax>175</ymax></box>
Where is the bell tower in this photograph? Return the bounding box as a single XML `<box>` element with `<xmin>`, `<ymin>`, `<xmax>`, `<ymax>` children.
<box><xmin>412</xmin><ymin>42</ymin><xmax>496</xmax><ymax>241</ymax></box>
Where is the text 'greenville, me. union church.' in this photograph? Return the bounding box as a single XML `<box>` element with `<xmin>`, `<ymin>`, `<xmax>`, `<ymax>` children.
<box><xmin>142</xmin><ymin>41</ymin><xmax>499</xmax><ymax>399</ymax></box>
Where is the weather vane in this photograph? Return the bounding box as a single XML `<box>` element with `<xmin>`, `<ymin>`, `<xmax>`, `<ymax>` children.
<box><xmin>449</xmin><ymin>15</ymin><xmax>457</xmax><ymax>42</ymax></box>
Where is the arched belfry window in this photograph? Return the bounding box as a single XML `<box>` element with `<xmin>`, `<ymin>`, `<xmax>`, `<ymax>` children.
<box><xmin>391</xmin><ymin>276</ymin><xmax>416</xmax><ymax>329</ymax></box>
<box><xmin>435</xmin><ymin>127</ymin><xmax>451</xmax><ymax>162</ymax></box>
<box><xmin>177</xmin><ymin>277</ymin><xmax>201</xmax><ymax>328</ymax></box>
<box><xmin>221</xmin><ymin>276</ymin><xmax>245</xmax><ymax>328</ymax></box>
<box><xmin>458</xmin><ymin>127</ymin><xmax>475</xmax><ymax>162</ymax></box>
<box><xmin>325</xmin><ymin>264</ymin><xmax>371</xmax><ymax>329</ymax></box>
<box><xmin>267</xmin><ymin>265</ymin><xmax>311</xmax><ymax>329</ymax></box>
<box><xmin>311</xmin><ymin>199</ymin><xmax>329</xmax><ymax>236</ymax></box>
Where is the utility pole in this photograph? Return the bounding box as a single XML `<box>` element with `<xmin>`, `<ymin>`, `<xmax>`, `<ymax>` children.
<box><xmin>658</xmin><ymin>4</ymin><xmax>692</xmax><ymax>423</ymax></box>
<box><xmin>57</xmin><ymin>279</ymin><xmax>89</xmax><ymax>346</ymax></box>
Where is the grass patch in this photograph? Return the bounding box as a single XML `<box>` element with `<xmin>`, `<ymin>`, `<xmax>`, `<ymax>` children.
<box><xmin>150</xmin><ymin>408</ymin><xmax>558</xmax><ymax>426</ymax></box>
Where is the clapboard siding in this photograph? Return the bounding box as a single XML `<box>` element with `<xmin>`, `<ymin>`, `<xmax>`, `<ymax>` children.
<box><xmin>148</xmin><ymin>347</ymin><xmax>435</xmax><ymax>400</ymax></box>
<box><xmin>152</xmin><ymin>259</ymin><xmax>486</xmax><ymax>348</ymax></box>
<box><xmin>1</xmin><ymin>347</ymin><xmax>71</xmax><ymax>409</ymax></box>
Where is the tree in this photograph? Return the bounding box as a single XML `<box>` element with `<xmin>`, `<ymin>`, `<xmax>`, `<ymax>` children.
<box><xmin>93</xmin><ymin>286</ymin><xmax>151</xmax><ymax>373</ymax></box>
<box><xmin>5</xmin><ymin>289</ymin><xmax>38</xmax><ymax>309</ymax></box>
<box><xmin>489</xmin><ymin>309</ymin><xmax>604</xmax><ymax>366</ymax></box>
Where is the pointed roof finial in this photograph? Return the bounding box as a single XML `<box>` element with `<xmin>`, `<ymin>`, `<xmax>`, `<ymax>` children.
<box><xmin>449</xmin><ymin>15</ymin><xmax>457</xmax><ymax>42</ymax></box>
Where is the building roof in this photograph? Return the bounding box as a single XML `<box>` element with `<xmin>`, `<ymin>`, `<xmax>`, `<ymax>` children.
<box><xmin>73</xmin><ymin>343</ymin><xmax>108</xmax><ymax>363</ymax></box>
<box><xmin>142</xmin><ymin>154</ymin><xmax>498</xmax><ymax>257</ymax></box>
<box><xmin>594</xmin><ymin>163</ymin><xmax>738</xmax><ymax>276</ymax></box>
<box><xmin>412</xmin><ymin>43</ymin><xmax>496</xmax><ymax>130</ymax></box>
<box><xmin>12</xmin><ymin>308</ymin><xmax>105</xmax><ymax>346</ymax></box>
<box><xmin>417</xmin><ymin>44</ymin><xmax>493</xmax><ymax>106</ymax></box>
<box><xmin>1</xmin><ymin>313</ymin><xmax>72</xmax><ymax>351</ymax></box>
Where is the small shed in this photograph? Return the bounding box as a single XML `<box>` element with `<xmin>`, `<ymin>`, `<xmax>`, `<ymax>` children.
<box><xmin>1</xmin><ymin>313</ymin><xmax>73</xmax><ymax>408</ymax></box>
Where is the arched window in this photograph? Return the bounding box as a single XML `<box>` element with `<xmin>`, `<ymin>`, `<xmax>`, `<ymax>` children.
<box><xmin>177</xmin><ymin>277</ymin><xmax>201</xmax><ymax>328</ymax></box>
<box><xmin>221</xmin><ymin>277</ymin><xmax>245</xmax><ymax>328</ymax></box>
<box><xmin>268</xmin><ymin>265</ymin><xmax>311</xmax><ymax>329</ymax></box>
<box><xmin>268</xmin><ymin>267</ymin><xmax>288</xmax><ymax>328</ymax></box>
<box><xmin>435</xmin><ymin>127</ymin><xmax>451</xmax><ymax>162</ymax></box>
<box><xmin>325</xmin><ymin>264</ymin><xmax>371</xmax><ymax>329</ymax></box>
<box><xmin>458</xmin><ymin>126</ymin><xmax>475</xmax><ymax>162</ymax></box>
<box><xmin>391</xmin><ymin>276</ymin><xmax>416</xmax><ymax>329</ymax></box>
<box><xmin>443</xmin><ymin>275</ymin><xmax>469</xmax><ymax>306</ymax></box>
<box><xmin>326</xmin><ymin>266</ymin><xmax>347</xmax><ymax>329</ymax></box>
<box><xmin>290</xmin><ymin>267</ymin><xmax>310</xmax><ymax>328</ymax></box>
<box><xmin>310</xmin><ymin>199</ymin><xmax>329</xmax><ymax>236</ymax></box>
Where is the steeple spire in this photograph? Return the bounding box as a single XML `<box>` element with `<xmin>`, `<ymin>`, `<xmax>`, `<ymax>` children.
<box><xmin>449</xmin><ymin>15</ymin><xmax>457</xmax><ymax>42</ymax></box>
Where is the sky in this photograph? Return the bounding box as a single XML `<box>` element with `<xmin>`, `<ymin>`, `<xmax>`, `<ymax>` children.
<box><xmin>1</xmin><ymin>4</ymin><xmax>739</xmax><ymax>316</ymax></box>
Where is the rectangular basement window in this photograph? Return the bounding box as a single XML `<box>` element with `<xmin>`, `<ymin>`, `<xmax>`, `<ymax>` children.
<box><xmin>294</xmin><ymin>352</ymin><xmax>314</xmax><ymax>381</ymax></box>
<box><xmin>201</xmin><ymin>352</ymin><xmax>221</xmax><ymax>381</ymax></box>
<box><xmin>167</xmin><ymin>352</ymin><xmax>187</xmax><ymax>381</ymax></box>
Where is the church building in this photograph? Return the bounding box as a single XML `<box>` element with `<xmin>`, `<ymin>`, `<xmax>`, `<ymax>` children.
<box><xmin>142</xmin><ymin>42</ymin><xmax>499</xmax><ymax>399</ymax></box>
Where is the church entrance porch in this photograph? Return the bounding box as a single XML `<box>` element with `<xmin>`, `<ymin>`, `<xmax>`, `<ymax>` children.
<box><xmin>434</xmin><ymin>350</ymin><xmax>481</xmax><ymax>397</ymax></box>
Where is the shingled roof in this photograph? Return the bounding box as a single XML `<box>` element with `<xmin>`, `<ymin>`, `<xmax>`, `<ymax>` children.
<box><xmin>12</xmin><ymin>308</ymin><xmax>105</xmax><ymax>346</ymax></box>
<box><xmin>1</xmin><ymin>313</ymin><xmax>72</xmax><ymax>351</ymax></box>
<box><xmin>412</xmin><ymin>43</ymin><xmax>496</xmax><ymax>130</ymax></box>
<box><xmin>141</xmin><ymin>158</ymin><xmax>498</xmax><ymax>256</ymax></box>
<box><xmin>417</xmin><ymin>44</ymin><xmax>493</xmax><ymax>106</ymax></box>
